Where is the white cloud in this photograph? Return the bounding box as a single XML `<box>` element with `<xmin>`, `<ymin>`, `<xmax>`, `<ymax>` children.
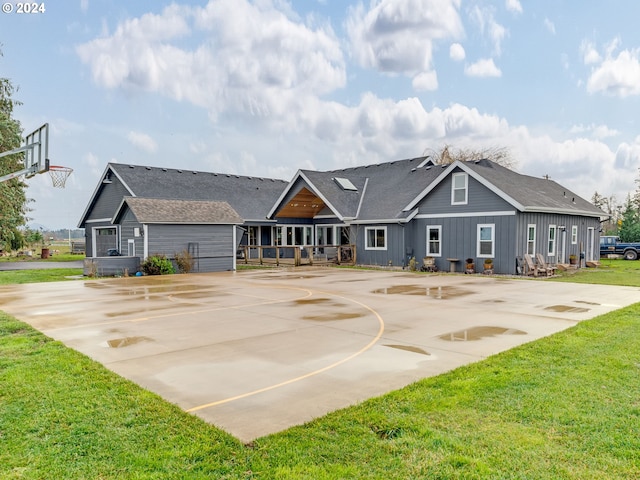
<box><xmin>585</xmin><ymin>42</ymin><xmax>640</xmax><ymax>97</ymax></box>
<box><xmin>77</xmin><ymin>0</ymin><xmax>346</xmax><ymax>124</ymax></box>
<box><xmin>346</xmin><ymin>0</ymin><xmax>463</xmax><ymax>89</ymax></box>
<box><xmin>464</xmin><ymin>58</ymin><xmax>502</xmax><ymax>77</ymax></box>
<box><xmin>505</xmin><ymin>0</ymin><xmax>522</xmax><ymax>14</ymax></box>
<box><xmin>569</xmin><ymin>124</ymin><xmax>620</xmax><ymax>140</ymax></box>
<box><xmin>127</xmin><ymin>131</ymin><xmax>158</xmax><ymax>153</ymax></box>
<box><xmin>412</xmin><ymin>71</ymin><xmax>438</xmax><ymax>91</ymax></box>
<box><xmin>80</xmin><ymin>0</ymin><xmax>88</xmax><ymax>13</ymax></box>
<box><xmin>468</xmin><ymin>5</ymin><xmax>507</xmax><ymax>56</ymax></box>
<box><xmin>449</xmin><ymin>42</ymin><xmax>465</xmax><ymax>61</ymax></box>
<box><xmin>580</xmin><ymin>40</ymin><xmax>601</xmax><ymax>65</ymax></box>
<box><xmin>505</xmin><ymin>0</ymin><xmax>522</xmax><ymax>13</ymax></box>
<box><xmin>543</xmin><ymin>18</ymin><xmax>555</xmax><ymax>35</ymax></box>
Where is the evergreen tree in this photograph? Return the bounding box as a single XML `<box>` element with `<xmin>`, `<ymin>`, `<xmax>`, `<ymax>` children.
<box><xmin>618</xmin><ymin>195</ymin><xmax>640</xmax><ymax>242</ymax></box>
<box><xmin>0</xmin><ymin>47</ymin><xmax>28</xmax><ymax>250</ymax></box>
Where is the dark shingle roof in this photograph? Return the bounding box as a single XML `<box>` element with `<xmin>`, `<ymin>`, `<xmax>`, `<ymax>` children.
<box><xmin>117</xmin><ymin>197</ymin><xmax>242</xmax><ymax>224</ymax></box>
<box><xmin>109</xmin><ymin>163</ymin><xmax>288</xmax><ymax>221</ymax></box>
<box><xmin>461</xmin><ymin>159</ymin><xmax>604</xmax><ymax>216</ymax></box>
<box><xmin>287</xmin><ymin>157</ymin><xmax>444</xmax><ymax>220</ymax></box>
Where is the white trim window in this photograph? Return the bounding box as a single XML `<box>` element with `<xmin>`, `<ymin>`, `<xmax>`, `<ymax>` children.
<box><xmin>426</xmin><ymin>225</ymin><xmax>442</xmax><ymax>256</ymax></box>
<box><xmin>477</xmin><ymin>224</ymin><xmax>495</xmax><ymax>257</ymax></box>
<box><xmin>571</xmin><ymin>225</ymin><xmax>578</xmax><ymax>245</ymax></box>
<box><xmin>275</xmin><ymin>225</ymin><xmax>313</xmax><ymax>246</ymax></box>
<box><xmin>365</xmin><ymin>226</ymin><xmax>387</xmax><ymax>250</ymax></box>
<box><xmin>548</xmin><ymin>225</ymin><xmax>557</xmax><ymax>256</ymax></box>
<box><xmin>451</xmin><ymin>173</ymin><xmax>468</xmax><ymax>205</ymax></box>
<box><xmin>527</xmin><ymin>224</ymin><xmax>536</xmax><ymax>255</ymax></box>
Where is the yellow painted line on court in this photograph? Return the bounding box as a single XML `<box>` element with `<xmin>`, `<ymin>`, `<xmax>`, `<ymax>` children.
<box><xmin>186</xmin><ymin>292</ymin><xmax>385</xmax><ymax>413</ymax></box>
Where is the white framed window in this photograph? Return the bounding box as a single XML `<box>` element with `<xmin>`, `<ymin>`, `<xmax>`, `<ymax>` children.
<box><xmin>274</xmin><ymin>225</ymin><xmax>313</xmax><ymax>246</ymax></box>
<box><xmin>451</xmin><ymin>173</ymin><xmax>468</xmax><ymax>205</ymax></box>
<box><xmin>548</xmin><ymin>225</ymin><xmax>557</xmax><ymax>256</ymax></box>
<box><xmin>365</xmin><ymin>226</ymin><xmax>387</xmax><ymax>250</ymax></box>
<box><xmin>248</xmin><ymin>226</ymin><xmax>260</xmax><ymax>246</ymax></box>
<box><xmin>426</xmin><ymin>225</ymin><xmax>442</xmax><ymax>256</ymax></box>
<box><xmin>571</xmin><ymin>225</ymin><xmax>578</xmax><ymax>245</ymax></box>
<box><xmin>527</xmin><ymin>224</ymin><xmax>536</xmax><ymax>255</ymax></box>
<box><xmin>477</xmin><ymin>224</ymin><xmax>495</xmax><ymax>257</ymax></box>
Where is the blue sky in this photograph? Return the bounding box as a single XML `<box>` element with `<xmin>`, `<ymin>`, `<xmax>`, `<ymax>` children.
<box><xmin>1</xmin><ymin>0</ymin><xmax>640</xmax><ymax>229</ymax></box>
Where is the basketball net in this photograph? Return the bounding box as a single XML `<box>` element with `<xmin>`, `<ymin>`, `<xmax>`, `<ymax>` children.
<box><xmin>48</xmin><ymin>166</ymin><xmax>73</xmax><ymax>188</ymax></box>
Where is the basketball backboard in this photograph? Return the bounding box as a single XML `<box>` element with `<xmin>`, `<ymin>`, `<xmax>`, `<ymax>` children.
<box><xmin>0</xmin><ymin>123</ymin><xmax>50</xmax><ymax>184</ymax></box>
<box><xmin>24</xmin><ymin>123</ymin><xmax>49</xmax><ymax>177</ymax></box>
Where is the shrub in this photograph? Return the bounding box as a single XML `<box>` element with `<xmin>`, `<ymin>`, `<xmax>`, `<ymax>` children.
<box><xmin>174</xmin><ymin>249</ymin><xmax>194</xmax><ymax>274</ymax></box>
<box><xmin>141</xmin><ymin>254</ymin><xmax>175</xmax><ymax>275</ymax></box>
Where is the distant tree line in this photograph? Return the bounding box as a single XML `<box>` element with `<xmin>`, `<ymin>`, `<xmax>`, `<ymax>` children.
<box><xmin>592</xmin><ymin>169</ymin><xmax>640</xmax><ymax>242</ymax></box>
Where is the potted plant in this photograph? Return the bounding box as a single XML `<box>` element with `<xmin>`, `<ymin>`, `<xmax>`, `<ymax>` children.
<box><xmin>465</xmin><ymin>258</ymin><xmax>475</xmax><ymax>274</ymax></box>
<box><xmin>483</xmin><ymin>258</ymin><xmax>494</xmax><ymax>272</ymax></box>
<box><xmin>569</xmin><ymin>254</ymin><xmax>577</xmax><ymax>265</ymax></box>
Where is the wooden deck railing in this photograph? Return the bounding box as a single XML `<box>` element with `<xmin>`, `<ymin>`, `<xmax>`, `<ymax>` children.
<box><xmin>238</xmin><ymin>244</ymin><xmax>356</xmax><ymax>267</ymax></box>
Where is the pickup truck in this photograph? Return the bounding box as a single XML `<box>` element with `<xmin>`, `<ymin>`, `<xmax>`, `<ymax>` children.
<box><xmin>600</xmin><ymin>236</ymin><xmax>640</xmax><ymax>260</ymax></box>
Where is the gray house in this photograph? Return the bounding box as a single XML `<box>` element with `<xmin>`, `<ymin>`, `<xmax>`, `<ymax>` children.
<box><xmin>80</xmin><ymin>157</ymin><xmax>605</xmax><ymax>274</ymax></box>
<box><xmin>78</xmin><ymin>163</ymin><xmax>288</xmax><ymax>272</ymax></box>
<box><xmin>112</xmin><ymin>197</ymin><xmax>243</xmax><ymax>272</ymax></box>
<box><xmin>267</xmin><ymin>157</ymin><xmax>604</xmax><ymax>273</ymax></box>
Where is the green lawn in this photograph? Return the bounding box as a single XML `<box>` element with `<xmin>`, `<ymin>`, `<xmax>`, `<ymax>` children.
<box><xmin>1</xmin><ymin>262</ymin><xmax>640</xmax><ymax>478</ymax></box>
<box><xmin>551</xmin><ymin>258</ymin><xmax>640</xmax><ymax>286</ymax></box>
<box><xmin>0</xmin><ymin>269</ymin><xmax>83</xmax><ymax>284</ymax></box>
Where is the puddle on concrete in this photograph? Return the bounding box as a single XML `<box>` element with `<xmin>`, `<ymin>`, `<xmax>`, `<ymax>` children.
<box><xmin>384</xmin><ymin>344</ymin><xmax>430</xmax><ymax>356</ymax></box>
<box><xmin>293</xmin><ymin>297</ymin><xmax>346</xmax><ymax>307</ymax></box>
<box><xmin>170</xmin><ymin>291</ymin><xmax>219</xmax><ymax>300</ymax></box>
<box><xmin>302</xmin><ymin>312</ymin><xmax>364</xmax><ymax>321</ymax></box>
<box><xmin>105</xmin><ymin>336</ymin><xmax>152</xmax><ymax>348</ymax></box>
<box><xmin>575</xmin><ymin>300</ymin><xmax>599</xmax><ymax>306</ymax></box>
<box><xmin>545</xmin><ymin>305</ymin><xmax>590</xmax><ymax>313</ymax></box>
<box><xmin>251</xmin><ymin>274</ymin><xmax>324</xmax><ymax>280</ymax></box>
<box><xmin>439</xmin><ymin>326</ymin><xmax>526</xmax><ymax>342</ymax></box>
<box><xmin>372</xmin><ymin>284</ymin><xmax>472</xmax><ymax>299</ymax></box>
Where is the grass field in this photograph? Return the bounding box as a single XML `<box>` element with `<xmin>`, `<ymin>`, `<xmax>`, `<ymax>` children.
<box><xmin>1</xmin><ymin>260</ymin><xmax>639</xmax><ymax>478</ymax></box>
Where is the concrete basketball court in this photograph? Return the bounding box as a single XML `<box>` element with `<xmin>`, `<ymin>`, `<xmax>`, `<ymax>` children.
<box><xmin>2</xmin><ymin>268</ymin><xmax>639</xmax><ymax>442</ymax></box>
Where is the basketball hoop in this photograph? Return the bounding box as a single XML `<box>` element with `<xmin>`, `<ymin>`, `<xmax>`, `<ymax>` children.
<box><xmin>48</xmin><ymin>165</ymin><xmax>73</xmax><ymax>188</ymax></box>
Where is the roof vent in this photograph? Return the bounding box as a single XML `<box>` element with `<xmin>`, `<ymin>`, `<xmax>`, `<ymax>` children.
<box><xmin>192</xmin><ymin>171</ymin><xmax>197</xmax><ymax>174</ymax></box>
<box><xmin>411</xmin><ymin>168</ymin><xmax>417</xmax><ymax>172</ymax></box>
<box><xmin>177</xmin><ymin>170</ymin><xmax>182</xmax><ymax>173</ymax></box>
<box><xmin>129</xmin><ymin>165</ymin><xmax>135</xmax><ymax>169</ymax></box>
<box><xmin>333</xmin><ymin>177</ymin><xmax>358</xmax><ymax>191</ymax></box>
<box><xmin>145</xmin><ymin>166</ymin><xmax>151</xmax><ymax>170</ymax></box>
<box><xmin>162</xmin><ymin>168</ymin><xmax>167</xmax><ymax>172</ymax></box>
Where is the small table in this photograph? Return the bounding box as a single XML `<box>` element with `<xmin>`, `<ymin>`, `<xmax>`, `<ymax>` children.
<box><xmin>446</xmin><ymin>258</ymin><xmax>459</xmax><ymax>273</ymax></box>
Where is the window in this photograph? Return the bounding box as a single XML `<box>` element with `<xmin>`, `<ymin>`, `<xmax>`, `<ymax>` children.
<box><xmin>365</xmin><ymin>226</ymin><xmax>387</xmax><ymax>250</ymax></box>
<box><xmin>477</xmin><ymin>224</ymin><xmax>494</xmax><ymax>257</ymax></box>
<box><xmin>451</xmin><ymin>173</ymin><xmax>468</xmax><ymax>205</ymax></box>
<box><xmin>276</xmin><ymin>225</ymin><xmax>313</xmax><ymax>246</ymax></box>
<box><xmin>248</xmin><ymin>226</ymin><xmax>260</xmax><ymax>246</ymax></box>
<box><xmin>427</xmin><ymin>226</ymin><xmax>442</xmax><ymax>256</ymax></box>
<box><xmin>527</xmin><ymin>224</ymin><xmax>536</xmax><ymax>255</ymax></box>
<box><xmin>571</xmin><ymin>225</ymin><xmax>578</xmax><ymax>245</ymax></box>
<box><xmin>548</xmin><ymin>225</ymin><xmax>557</xmax><ymax>256</ymax></box>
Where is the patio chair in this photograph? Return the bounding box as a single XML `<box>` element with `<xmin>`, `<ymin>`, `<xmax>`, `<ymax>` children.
<box><xmin>536</xmin><ymin>253</ymin><xmax>557</xmax><ymax>276</ymax></box>
<box><xmin>523</xmin><ymin>253</ymin><xmax>548</xmax><ymax>277</ymax></box>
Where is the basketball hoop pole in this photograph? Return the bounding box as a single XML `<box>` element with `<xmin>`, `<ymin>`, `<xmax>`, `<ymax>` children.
<box><xmin>0</xmin><ymin>158</ymin><xmax>49</xmax><ymax>184</ymax></box>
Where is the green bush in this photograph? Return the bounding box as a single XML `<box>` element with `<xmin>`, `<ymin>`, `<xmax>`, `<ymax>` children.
<box><xmin>141</xmin><ymin>254</ymin><xmax>175</xmax><ymax>275</ymax></box>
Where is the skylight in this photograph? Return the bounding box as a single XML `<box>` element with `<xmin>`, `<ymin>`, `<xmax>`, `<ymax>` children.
<box><xmin>333</xmin><ymin>177</ymin><xmax>357</xmax><ymax>191</ymax></box>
